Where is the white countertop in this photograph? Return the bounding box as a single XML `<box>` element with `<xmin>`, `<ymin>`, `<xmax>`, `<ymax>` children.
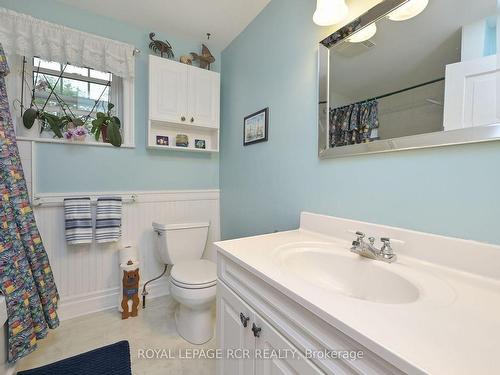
<box><xmin>216</xmin><ymin>228</ymin><xmax>500</xmax><ymax>375</ymax></box>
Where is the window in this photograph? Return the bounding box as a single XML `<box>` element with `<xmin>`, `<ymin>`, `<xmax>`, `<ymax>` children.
<box><xmin>11</xmin><ymin>56</ymin><xmax>134</xmax><ymax>147</ymax></box>
<box><xmin>32</xmin><ymin>57</ymin><xmax>116</xmax><ymax>125</ymax></box>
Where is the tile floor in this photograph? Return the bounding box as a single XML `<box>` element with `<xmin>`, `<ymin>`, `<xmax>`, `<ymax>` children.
<box><xmin>17</xmin><ymin>296</ymin><xmax>216</xmax><ymax>374</ymax></box>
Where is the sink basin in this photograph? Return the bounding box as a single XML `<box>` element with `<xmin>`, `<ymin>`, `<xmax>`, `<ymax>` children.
<box><xmin>273</xmin><ymin>243</ymin><xmax>420</xmax><ymax>304</ymax></box>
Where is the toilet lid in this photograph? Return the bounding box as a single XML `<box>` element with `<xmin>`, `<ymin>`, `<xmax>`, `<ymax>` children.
<box><xmin>170</xmin><ymin>259</ymin><xmax>216</xmax><ymax>287</ymax></box>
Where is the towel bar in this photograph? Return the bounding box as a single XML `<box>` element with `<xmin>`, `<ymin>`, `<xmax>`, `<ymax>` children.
<box><xmin>32</xmin><ymin>194</ymin><xmax>137</xmax><ymax>208</ymax></box>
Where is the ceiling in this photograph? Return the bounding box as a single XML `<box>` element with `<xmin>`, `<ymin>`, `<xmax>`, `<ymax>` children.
<box><xmin>329</xmin><ymin>0</ymin><xmax>497</xmax><ymax>105</ymax></box>
<box><xmin>56</xmin><ymin>0</ymin><xmax>271</xmax><ymax>51</ymax></box>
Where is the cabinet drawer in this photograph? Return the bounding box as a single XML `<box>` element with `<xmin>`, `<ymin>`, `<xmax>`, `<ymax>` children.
<box><xmin>218</xmin><ymin>254</ymin><xmax>405</xmax><ymax>375</ymax></box>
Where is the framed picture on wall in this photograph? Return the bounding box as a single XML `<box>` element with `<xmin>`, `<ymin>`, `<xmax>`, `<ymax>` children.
<box><xmin>243</xmin><ymin>107</ymin><xmax>269</xmax><ymax>146</ymax></box>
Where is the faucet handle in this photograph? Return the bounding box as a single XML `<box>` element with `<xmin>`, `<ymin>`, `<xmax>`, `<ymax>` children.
<box><xmin>380</xmin><ymin>237</ymin><xmax>394</xmax><ymax>257</ymax></box>
<box><xmin>355</xmin><ymin>231</ymin><xmax>365</xmax><ymax>239</ymax></box>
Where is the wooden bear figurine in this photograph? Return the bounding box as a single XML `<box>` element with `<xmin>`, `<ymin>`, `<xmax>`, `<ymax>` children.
<box><xmin>121</xmin><ymin>268</ymin><xmax>140</xmax><ymax>319</ymax></box>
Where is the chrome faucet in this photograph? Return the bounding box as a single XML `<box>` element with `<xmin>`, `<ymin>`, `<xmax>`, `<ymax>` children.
<box><xmin>350</xmin><ymin>232</ymin><xmax>397</xmax><ymax>263</ymax></box>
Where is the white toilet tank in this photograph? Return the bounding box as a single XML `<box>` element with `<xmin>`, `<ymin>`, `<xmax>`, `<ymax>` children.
<box><xmin>152</xmin><ymin>222</ymin><xmax>209</xmax><ymax>264</ymax></box>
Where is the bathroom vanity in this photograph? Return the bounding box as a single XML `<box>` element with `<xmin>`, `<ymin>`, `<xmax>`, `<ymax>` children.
<box><xmin>215</xmin><ymin>213</ymin><xmax>500</xmax><ymax>374</ymax></box>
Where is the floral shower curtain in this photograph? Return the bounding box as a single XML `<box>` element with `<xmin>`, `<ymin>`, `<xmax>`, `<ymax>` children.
<box><xmin>0</xmin><ymin>44</ymin><xmax>59</xmax><ymax>362</ymax></box>
<box><xmin>329</xmin><ymin>100</ymin><xmax>379</xmax><ymax>147</ymax></box>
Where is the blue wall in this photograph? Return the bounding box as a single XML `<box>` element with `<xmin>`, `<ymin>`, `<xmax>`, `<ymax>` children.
<box><xmin>0</xmin><ymin>0</ymin><xmax>220</xmax><ymax>192</ymax></box>
<box><xmin>220</xmin><ymin>0</ymin><xmax>500</xmax><ymax>245</ymax></box>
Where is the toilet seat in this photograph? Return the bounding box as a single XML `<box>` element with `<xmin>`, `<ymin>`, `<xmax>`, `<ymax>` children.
<box><xmin>170</xmin><ymin>259</ymin><xmax>216</xmax><ymax>289</ymax></box>
<box><xmin>170</xmin><ymin>277</ymin><xmax>216</xmax><ymax>289</ymax></box>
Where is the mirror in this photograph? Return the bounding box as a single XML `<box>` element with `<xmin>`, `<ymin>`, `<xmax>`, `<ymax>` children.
<box><xmin>318</xmin><ymin>0</ymin><xmax>499</xmax><ymax>158</ymax></box>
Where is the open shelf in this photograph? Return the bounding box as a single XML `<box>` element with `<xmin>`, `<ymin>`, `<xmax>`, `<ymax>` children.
<box><xmin>147</xmin><ymin>120</ymin><xmax>219</xmax><ymax>153</ymax></box>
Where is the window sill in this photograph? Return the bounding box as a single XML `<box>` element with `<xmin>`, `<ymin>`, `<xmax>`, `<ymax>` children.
<box><xmin>16</xmin><ymin>136</ymin><xmax>135</xmax><ymax>149</ymax></box>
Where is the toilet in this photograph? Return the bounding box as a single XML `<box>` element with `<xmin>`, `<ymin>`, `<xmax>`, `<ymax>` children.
<box><xmin>152</xmin><ymin>222</ymin><xmax>216</xmax><ymax>344</ymax></box>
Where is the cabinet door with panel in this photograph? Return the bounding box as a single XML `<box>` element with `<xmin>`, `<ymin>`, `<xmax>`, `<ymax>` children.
<box><xmin>187</xmin><ymin>65</ymin><xmax>220</xmax><ymax>128</ymax></box>
<box><xmin>253</xmin><ymin>315</ymin><xmax>324</xmax><ymax>375</ymax></box>
<box><xmin>149</xmin><ymin>55</ymin><xmax>188</xmax><ymax>123</ymax></box>
<box><xmin>217</xmin><ymin>282</ymin><xmax>325</xmax><ymax>375</ymax></box>
<box><xmin>217</xmin><ymin>283</ymin><xmax>254</xmax><ymax>375</ymax></box>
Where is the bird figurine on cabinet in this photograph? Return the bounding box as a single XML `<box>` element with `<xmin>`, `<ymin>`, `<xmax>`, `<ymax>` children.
<box><xmin>149</xmin><ymin>32</ymin><xmax>174</xmax><ymax>59</ymax></box>
<box><xmin>191</xmin><ymin>44</ymin><xmax>215</xmax><ymax>70</ymax></box>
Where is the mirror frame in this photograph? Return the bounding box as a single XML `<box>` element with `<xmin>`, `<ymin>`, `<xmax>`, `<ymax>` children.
<box><xmin>318</xmin><ymin>0</ymin><xmax>500</xmax><ymax>159</ymax></box>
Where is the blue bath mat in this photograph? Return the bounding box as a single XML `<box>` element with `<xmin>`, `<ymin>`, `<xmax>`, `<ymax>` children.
<box><xmin>17</xmin><ymin>340</ymin><xmax>131</xmax><ymax>375</ymax></box>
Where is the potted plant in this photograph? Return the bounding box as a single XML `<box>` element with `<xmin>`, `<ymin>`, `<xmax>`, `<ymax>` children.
<box><xmin>91</xmin><ymin>103</ymin><xmax>122</xmax><ymax>147</ymax></box>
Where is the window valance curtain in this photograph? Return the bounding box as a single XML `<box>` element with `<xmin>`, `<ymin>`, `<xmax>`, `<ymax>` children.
<box><xmin>0</xmin><ymin>7</ymin><xmax>135</xmax><ymax>78</ymax></box>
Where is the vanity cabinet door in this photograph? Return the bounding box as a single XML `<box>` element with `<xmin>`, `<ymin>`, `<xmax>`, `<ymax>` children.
<box><xmin>217</xmin><ymin>283</ymin><xmax>255</xmax><ymax>375</ymax></box>
<box><xmin>149</xmin><ymin>55</ymin><xmax>188</xmax><ymax>123</ymax></box>
<box><xmin>187</xmin><ymin>65</ymin><xmax>220</xmax><ymax>128</ymax></box>
<box><xmin>253</xmin><ymin>315</ymin><xmax>324</xmax><ymax>375</ymax></box>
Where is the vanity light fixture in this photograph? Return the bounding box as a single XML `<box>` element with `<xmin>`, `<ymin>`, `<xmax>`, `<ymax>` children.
<box><xmin>387</xmin><ymin>0</ymin><xmax>429</xmax><ymax>21</ymax></box>
<box><xmin>313</xmin><ymin>0</ymin><xmax>349</xmax><ymax>26</ymax></box>
<box><xmin>348</xmin><ymin>23</ymin><xmax>377</xmax><ymax>43</ymax></box>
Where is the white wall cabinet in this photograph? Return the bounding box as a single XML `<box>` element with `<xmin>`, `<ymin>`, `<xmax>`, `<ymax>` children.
<box><xmin>444</xmin><ymin>54</ymin><xmax>500</xmax><ymax>131</ymax></box>
<box><xmin>217</xmin><ymin>282</ymin><xmax>323</xmax><ymax>375</ymax></box>
<box><xmin>148</xmin><ymin>55</ymin><xmax>220</xmax><ymax>152</ymax></box>
<box><xmin>149</xmin><ymin>55</ymin><xmax>188</xmax><ymax>124</ymax></box>
<box><xmin>188</xmin><ymin>66</ymin><xmax>220</xmax><ymax>128</ymax></box>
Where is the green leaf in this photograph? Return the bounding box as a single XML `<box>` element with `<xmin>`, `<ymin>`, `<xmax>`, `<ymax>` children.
<box><xmin>108</xmin><ymin>103</ymin><xmax>115</xmax><ymax>112</ymax></box>
<box><xmin>96</xmin><ymin>112</ymin><xmax>105</xmax><ymax>119</ymax></box>
<box><xmin>107</xmin><ymin>122</ymin><xmax>122</xmax><ymax>147</ymax></box>
<box><xmin>41</xmin><ymin>112</ymin><xmax>63</xmax><ymax>138</ymax></box>
<box><xmin>22</xmin><ymin>108</ymin><xmax>38</xmax><ymax>129</ymax></box>
<box><xmin>112</xmin><ymin>116</ymin><xmax>121</xmax><ymax>127</ymax></box>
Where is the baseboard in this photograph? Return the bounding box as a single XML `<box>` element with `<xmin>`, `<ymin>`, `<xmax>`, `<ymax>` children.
<box><xmin>58</xmin><ymin>279</ymin><xmax>170</xmax><ymax>321</ymax></box>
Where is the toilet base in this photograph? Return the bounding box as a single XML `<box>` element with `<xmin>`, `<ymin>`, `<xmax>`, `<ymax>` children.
<box><xmin>175</xmin><ymin>303</ymin><xmax>213</xmax><ymax>345</ymax></box>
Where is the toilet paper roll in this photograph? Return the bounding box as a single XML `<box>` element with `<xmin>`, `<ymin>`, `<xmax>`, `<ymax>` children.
<box><xmin>120</xmin><ymin>261</ymin><xmax>140</xmax><ymax>271</ymax></box>
<box><xmin>120</xmin><ymin>245</ymin><xmax>138</xmax><ymax>265</ymax></box>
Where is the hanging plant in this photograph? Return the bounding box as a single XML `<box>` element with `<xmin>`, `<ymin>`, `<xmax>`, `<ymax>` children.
<box><xmin>91</xmin><ymin>103</ymin><xmax>122</xmax><ymax>147</ymax></box>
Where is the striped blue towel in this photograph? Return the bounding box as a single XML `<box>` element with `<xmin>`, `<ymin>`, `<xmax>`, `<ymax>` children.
<box><xmin>95</xmin><ymin>197</ymin><xmax>122</xmax><ymax>243</ymax></box>
<box><xmin>64</xmin><ymin>197</ymin><xmax>92</xmax><ymax>245</ymax></box>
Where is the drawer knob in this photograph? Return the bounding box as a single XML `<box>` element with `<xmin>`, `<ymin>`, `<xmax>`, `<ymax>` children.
<box><xmin>190</xmin><ymin>117</ymin><xmax>194</xmax><ymax>123</ymax></box>
<box><xmin>181</xmin><ymin>116</ymin><xmax>186</xmax><ymax>121</ymax></box>
<box><xmin>251</xmin><ymin>323</ymin><xmax>262</xmax><ymax>337</ymax></box>
<box><xmin>239</xmin><ymin>313</ymin><xmax>250</xmax><ymax>328</ymax></box>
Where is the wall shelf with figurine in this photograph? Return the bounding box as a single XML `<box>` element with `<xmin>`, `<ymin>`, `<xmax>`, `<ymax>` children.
<box><xmin>147</xmin><ymin>54</ymin><xmax>220</xmax><ymax>153</ymax></box>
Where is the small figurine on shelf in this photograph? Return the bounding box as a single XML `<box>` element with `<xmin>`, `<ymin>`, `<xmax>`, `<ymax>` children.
<box><xmin>179</xmin><ymin>55</ymin><xmax>193</xmax><ymax>65</ymax></box>
<box><xmin>121</xmin><ymin>265</ymin><xmax>140</xmax><ymax>319</ymax></box>
<box><xmin>191</xmin><ymin>44</ymin><xmax>215</xmax><ymax>70</ymax></box>
<box><xmin>176</xmin><ymin>134</ymin><xmax>189</xmax><ymax>147</ymax></box>
<box><xmin>191</xmin><ymin>34</ymin><xmax>215</xmax><ymax>70</ymax></box>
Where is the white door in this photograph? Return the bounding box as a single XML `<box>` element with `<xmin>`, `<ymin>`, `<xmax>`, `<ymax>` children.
<box><xmin>149</xmin><ymin>55</ymin><xmax>188</xmax><ymax>123</ymax></box>
<box><xmin>254</xmin><ymin>315</ymin><xmax>324</xmax><ymax>375</ymax></box>
<box><xmin>444</xmin><ymin>54</ymin><xmax>500</xmax><ymax>130</ymax></box>
<box><xmin>217</xmin><ymin>283</ymin><xmax>255</xmax><ymax>375</ymax></box>
<box><xmin>187</xmin><ymin>65</ymin><xmax>220</xmax><ymax>128</ymax></box>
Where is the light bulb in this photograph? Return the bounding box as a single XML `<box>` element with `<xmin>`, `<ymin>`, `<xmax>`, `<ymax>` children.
<box><xmin>387</xmin><ymin>0</ymin><xmax>429</xmax><ymax>21</ymax></box>
<box><xmin>348</xmin><ymin>23</ymin><xmax>377</xmax><ymax>43</ymax></box>
<box><xmin>313</xmin><ymin>0</ymin><xmax>349</xmax><ymax>26</ymax></box>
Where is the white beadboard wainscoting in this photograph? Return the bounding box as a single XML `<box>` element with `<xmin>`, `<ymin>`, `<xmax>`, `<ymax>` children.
<box><xmin>33</xmin><ymin>190</ymin><xmax>220</xmax><ymax>321</ymax></box>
